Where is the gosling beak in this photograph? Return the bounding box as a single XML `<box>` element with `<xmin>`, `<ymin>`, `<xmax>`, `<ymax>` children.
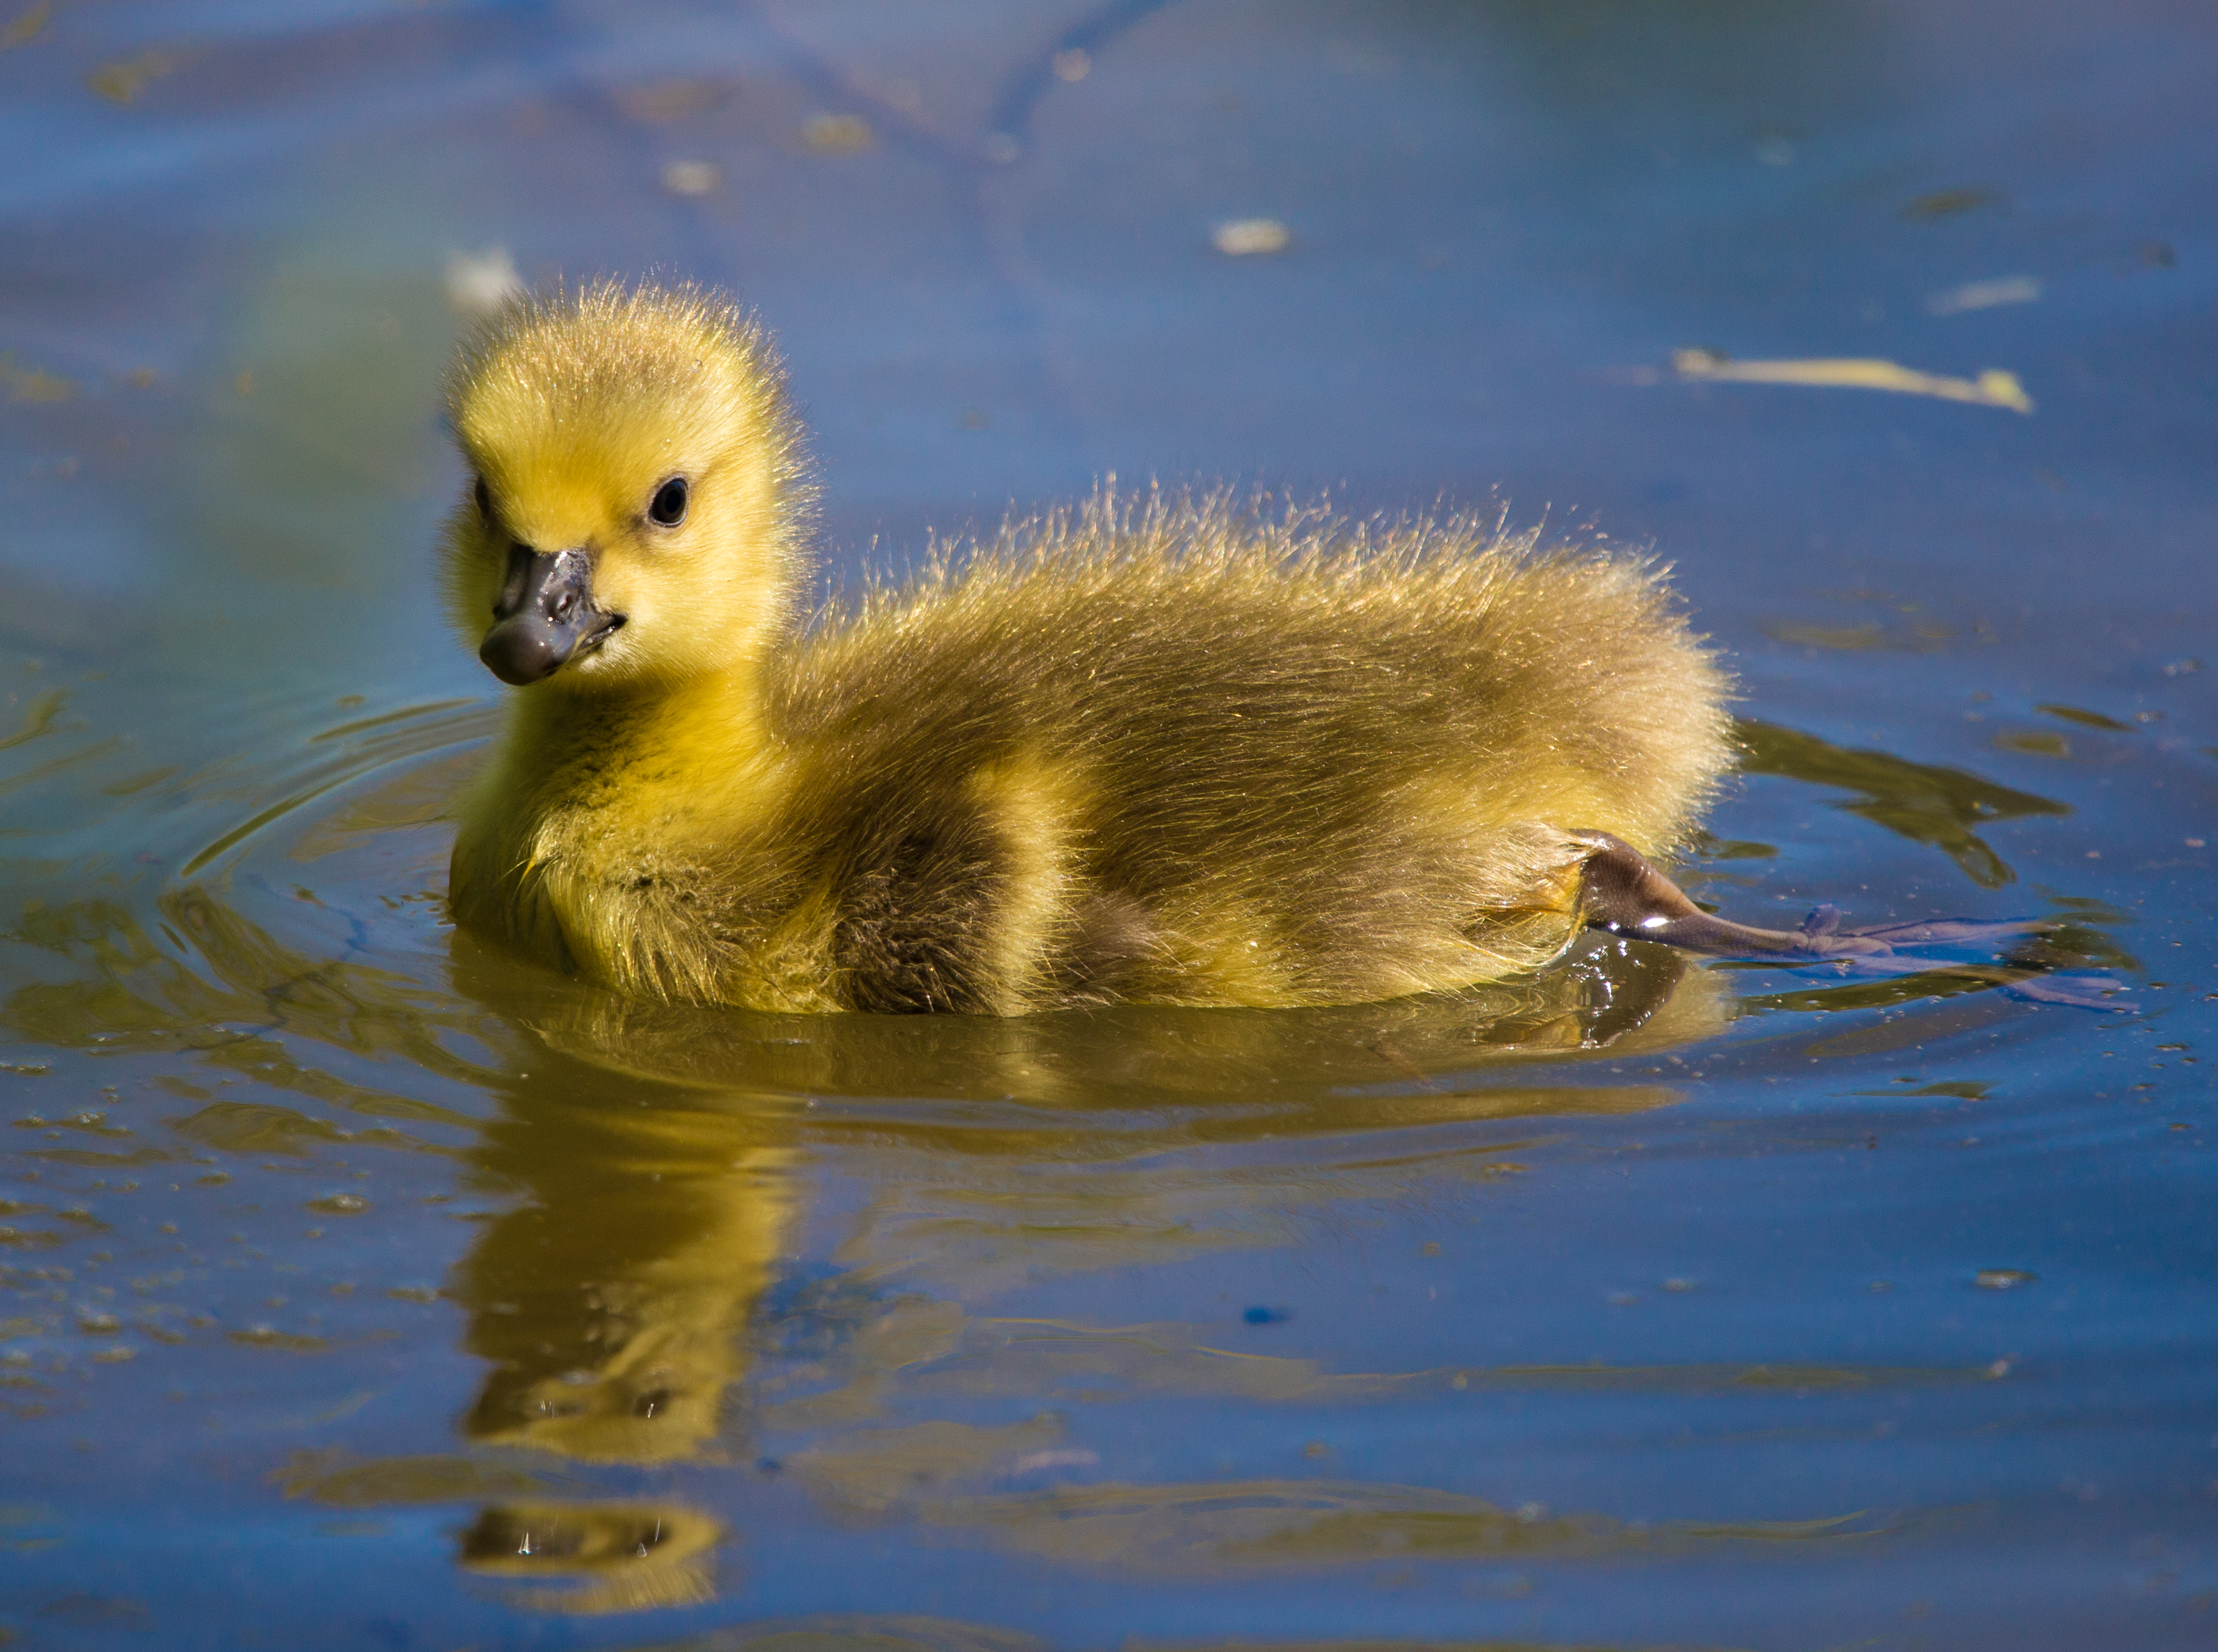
<box><xmin>478</xmin><ymin>545</ymin><xmax>625</xmax><ymax>686</ymax></box>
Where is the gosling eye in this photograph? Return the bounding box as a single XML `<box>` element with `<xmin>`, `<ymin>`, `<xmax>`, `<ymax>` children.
<box><xmin>473</xmin><ymin>475</ymin><xmax>494</xmax><ymax>522</ymax></box>
<box><xmin>647</xmin><ymin>476</ymin><xmax>689</xmax><ymax>529</ymax></box>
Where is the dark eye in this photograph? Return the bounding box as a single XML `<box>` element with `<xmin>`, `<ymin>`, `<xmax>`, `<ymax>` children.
<box><xmin>473</xmin><ymin>476</ymin><xmax>492</xmax><ymax>521</ymax></box>
<box><xmin>648</xmin><ymin>476</ymin><xmax>689</xmax><ymax>528</ymax></box>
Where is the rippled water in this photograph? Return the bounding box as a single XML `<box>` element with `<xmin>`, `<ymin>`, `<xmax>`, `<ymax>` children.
<box><xmin>3</xmin><ymin>3</ymin><xmax>2216</xmax><ymax>1648</ymax></box>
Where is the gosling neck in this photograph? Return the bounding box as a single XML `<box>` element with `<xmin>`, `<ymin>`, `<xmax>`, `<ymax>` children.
<box><xmin>502</xmin><ymin>655</ymin><xmax>779</xmax><ymax>792</ymax></box>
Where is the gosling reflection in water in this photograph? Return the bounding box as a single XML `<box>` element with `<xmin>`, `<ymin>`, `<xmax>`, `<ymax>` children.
<box><xmin>454</xmin><ymin>1084</ymin><xmax>797</xmax><ymax>1465</ymax></box>
<box><xmin>449</xmin><ymin>934</ymin><xmax>1726</xmax><ymax>1470</ymax></box>
<box><xmin>456</xmin><ymin>1500</ymin><xmax>726</xmax><ymax>1613</ymax></box>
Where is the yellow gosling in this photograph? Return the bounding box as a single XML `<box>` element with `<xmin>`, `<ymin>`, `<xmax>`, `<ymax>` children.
<box><xmin>441</xmin><ymin>280</ymin><xmax>1746</xmax><ymax>1015</ymax></box>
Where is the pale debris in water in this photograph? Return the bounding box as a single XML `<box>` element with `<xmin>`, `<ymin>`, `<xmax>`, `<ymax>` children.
<box><xmin>803</xmin><ymin>113</ymin><xmax>873</xmax><ymax>153</ymax></box>
<box><xmin>446</xmin><ymin>247</ymin><xmax>523</xmax><ymax>314</ymax></box>
<box><xmin>1214</xmin><ymin>218</ymin><xmax>1290</xmax><ymax>257</ymax></box>
<box><xmin>1</xmin><ymin>354</ymin><xmax>73</xmax><ymax>401</ymax></box>
<box><xmin>613</xmin><ymin>79</ymin><xmax>728</xmax><ymax>123</ymax></box>
<box><xmin>660</xmin><ymin>159</ymin><xmax>720</xmax><ymax>197</ymax></box>
<box><xmin>1010</xmin><ymin>1448</ymin><xmax>1099</xmax><ymax>1473</ymax></box>
<box><xmin>1926</xmin><ymin>275</ymin><xmax>2042</xmax><ymax>316</ymax></box>
<box><xmin>1902</xmin><ymin>185</ymin><xmax>2001</xmax><ymax>220</ymax></box>
<box><xmin>1672</xmin><ymin>348</ymin><xmax>2033</xmax><ymax>413</ymax></box>
<box><xmin>86</xmin><ymin>49</ymin><xmax>175</xmax><ymax>103</ymax></box>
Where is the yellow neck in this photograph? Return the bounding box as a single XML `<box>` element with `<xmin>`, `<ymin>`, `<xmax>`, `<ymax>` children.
<box><xmin>503</xmin><ymin>659</ymin><xmax>781</xmax><ymax>827</ymax></box>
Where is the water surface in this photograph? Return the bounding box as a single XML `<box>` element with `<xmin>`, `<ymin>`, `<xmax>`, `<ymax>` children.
<box><xmin>2</xmin><ymin>3</ymin><xmax>2216</xmax><ymax>1648</ymax></box>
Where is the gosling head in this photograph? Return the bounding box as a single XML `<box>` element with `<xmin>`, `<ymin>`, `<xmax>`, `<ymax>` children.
<box><xmin>441</xmin><ymin>281</ymin><xmax>811</xmax><ymax>692</ymax></box>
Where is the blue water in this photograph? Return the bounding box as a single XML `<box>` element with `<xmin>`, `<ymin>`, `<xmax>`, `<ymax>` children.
<box><xmin>2</xmin><ymin>3</ymin><xmax>2215</xmax><ymax>1648</ymax></box>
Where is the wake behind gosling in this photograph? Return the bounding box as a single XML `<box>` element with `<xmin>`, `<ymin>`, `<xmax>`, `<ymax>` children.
<box><xmin>441</xmin><ymin>280</ymin><xmax>1737</xmax><ymax>1014</ymax></box>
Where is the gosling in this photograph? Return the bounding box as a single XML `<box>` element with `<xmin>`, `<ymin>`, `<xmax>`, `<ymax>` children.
<box><xmin>439</xmin><ymin>281</ymin><xmax>2005</xmax><ymax>1014</ymax></box>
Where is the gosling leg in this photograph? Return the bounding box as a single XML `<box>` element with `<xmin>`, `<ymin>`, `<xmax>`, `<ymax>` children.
<box><xmin>1568</xmin><ymin>830</ymin><xmax>1888</xmax><ymax>958</ymax></box>
<box><xmin>1565</xmin><ymin>830</ymin><xmax>2125</xmax><ymax>1009</ymax></box>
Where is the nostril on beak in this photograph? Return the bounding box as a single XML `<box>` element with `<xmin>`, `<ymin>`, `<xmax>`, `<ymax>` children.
<box><xmin>493</xmin><ymin>542</ymin><xmax>535</xmax><ymax>619</ymax></box>
<box><xmin>476</xmin><ymin>544</ymin><xmax>618</xmax><ymax>686</ymax></box>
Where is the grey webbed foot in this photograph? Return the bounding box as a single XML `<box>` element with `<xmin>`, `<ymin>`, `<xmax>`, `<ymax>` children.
<box><xmin>1568</xmin><ymin>831</ymin><xmax>2128</xmax><ymax>1011</ymax></box>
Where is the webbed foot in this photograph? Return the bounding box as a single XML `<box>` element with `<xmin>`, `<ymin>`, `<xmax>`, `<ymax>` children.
<box><xmin>1568</xmin><ymin>831</ymin><xmax>2128</xmax><ymax>1011</ymax></box>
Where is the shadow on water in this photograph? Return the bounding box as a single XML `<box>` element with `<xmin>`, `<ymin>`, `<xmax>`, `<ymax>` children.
<box><xmin>1737</xmin><ymin>719</ymin><xmax>2071</xmax><ymax>889</ymax></box>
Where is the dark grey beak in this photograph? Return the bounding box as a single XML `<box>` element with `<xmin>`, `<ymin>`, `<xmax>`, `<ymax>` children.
<box><xmin>478</xmin><ymin>545</ymin><xmax>625</xmax><ymax>686</ymax></box>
